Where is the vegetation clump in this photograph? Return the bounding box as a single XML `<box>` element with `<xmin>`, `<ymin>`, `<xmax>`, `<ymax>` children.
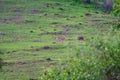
<box><xmin>0</xmin><ymin>51</ymin><xmax>3</xmax><ymax>70</ymax></box>
<box><xmin>41</xmin><ymin>2</ymin><xmax>120</xmax><ymax>78</ymax></box>
<box><xmin>41</xmin><ymin>30</ymin><xmax>120</xmax><ymax>80</ymax></box>
<box><xmin>112</xmin><ymin>0</ymin><xmax>120</xmax><ymax>30</ymax></box>
<box><xmin>42</xmin><ymin>30</ymin><xmax>120</xmax><ymax>78</ymax></box>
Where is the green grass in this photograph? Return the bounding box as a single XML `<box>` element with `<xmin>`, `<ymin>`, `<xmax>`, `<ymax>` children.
<box><xmin>0</xmin><ymin>0</ymin><xmax>116</xmax><ymax>80</ymax></box>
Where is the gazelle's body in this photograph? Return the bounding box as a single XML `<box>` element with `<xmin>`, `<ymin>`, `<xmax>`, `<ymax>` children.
<box><xmin>55</xmin><ymin>35</ymin><xmax>66</xmax><ymax>43</ymax></box>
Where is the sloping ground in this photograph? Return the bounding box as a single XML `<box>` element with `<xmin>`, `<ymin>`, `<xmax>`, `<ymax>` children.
<box><xmin>0</xmin><ymin>0</ymin><xmax>116</xmax><ymax>80</ymax></box>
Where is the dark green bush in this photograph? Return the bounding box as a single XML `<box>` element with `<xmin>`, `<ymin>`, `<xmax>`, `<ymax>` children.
<box><xmin>0</xmin><ymin>51</ymin><xmax>3</xmax><ymax>70</ymax></box>
<box><xmin>41</xmin><ymin>30</ymin><xmax>120</xmax><ymax>80</ymax></box>
<box><xmin>112</xmin><ymin>0</ymin><xmax>120</xmax><ymax>16</ymax></box>
<box><xmin>99</xmin><ymin>0</ymin><xmax>120</xmax><ymax>80</ymax></box>
<box><xmin>41</xmin><ymin>2</ymin><xmax>120</xmax><ymax>78</ymax></box>
<box><xmin>112</xmin><ymin>0</ymin><xmax>120</xmax><ymax>30</ymax></box>
<box><xmin>41</xmin><ymin>56</ymin><xmax>105</xmax><ymax>80</ymax></box>
<box><xmin>96</xmin><ymin>31</ymin><xmax>120</xmax><ymax>80</ymax></box>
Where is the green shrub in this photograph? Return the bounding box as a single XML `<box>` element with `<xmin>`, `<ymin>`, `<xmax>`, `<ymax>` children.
<box><xmin>41</xmin><ymin>56</ymin><xmax>105</xmax><ymax>80</ymax></box>
<box><xmin>96</xmin><ymin>31</ymin><xmax>120</xmax><ymax>80</ymax></box>
<box><xmin>41</xmin><ymin>7</ymin><xmax>120</xmax><ymax>78</ymax></box>
<box><xmin>41</xmin><ymin>30</ymin><xmax>120</xmax><ymax>80</ymax></box>
<box><xmin>112</xmin><ymin>0</ymin><xmax>120</xmax><ymax>16</ymax></box>
<box><xmin>112</xmin><ymin>0</ymin><xmax>120</xmax><ymax>30</ymax></box>
<box><xmin>41</xmin><ymin>39</ymin><xmax>105</xmax><ymax>80</ymax></box>
<box><xmin>0</xmin><ymin>51</ymin><xmax>3</xmax><ymax>70</ymax></box>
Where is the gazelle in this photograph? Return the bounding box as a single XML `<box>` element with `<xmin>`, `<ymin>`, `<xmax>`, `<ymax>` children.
<box><xmin>55</xmin><ymin>35</ymin><xmax>66</xmax><ymax>44</ymax></box>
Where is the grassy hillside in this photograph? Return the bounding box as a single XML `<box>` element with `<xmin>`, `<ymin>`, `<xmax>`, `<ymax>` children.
<box><xmin>0</xmin><ymin>0</ymin><xmax>116</xmax><ymax>80</ymax></box>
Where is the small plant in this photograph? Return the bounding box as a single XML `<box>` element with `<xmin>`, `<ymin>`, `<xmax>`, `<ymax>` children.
<box><xmin>0</xmin><ymin>51</ymin><xmax>3</xmax><ymax>70</ymax></box>
<box><xmin>96</xmin><ymin>32</ymin><xmax>120</xmax><ymax>80</ymax></box>
<box><xmin>112</xmin><ymin>0</ymin><xmax>120</xmax><ymax>16</ymax></box>
<box><xmin>112</xmin><ymin>0</ymin><xmax>120</xmax><ymax>30</ymax></box>
<box><xmin>41</xmin><ymin>30</ymin><xmax>120</xmax><ymax>80</ymax></box>
<box><xmin>112</xmin><ymin>18</ymin><xmax>120</xmax><ymax>30</ymax></box>
<box><xmin>41</xmin><ymin>56</ymin><xmax>104</xmax><ymax>80</ymax></box>
<box><xmin>41</xmin><ymin>41</ymin><xmax>106</xmax><ymax>80</ymax></box>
